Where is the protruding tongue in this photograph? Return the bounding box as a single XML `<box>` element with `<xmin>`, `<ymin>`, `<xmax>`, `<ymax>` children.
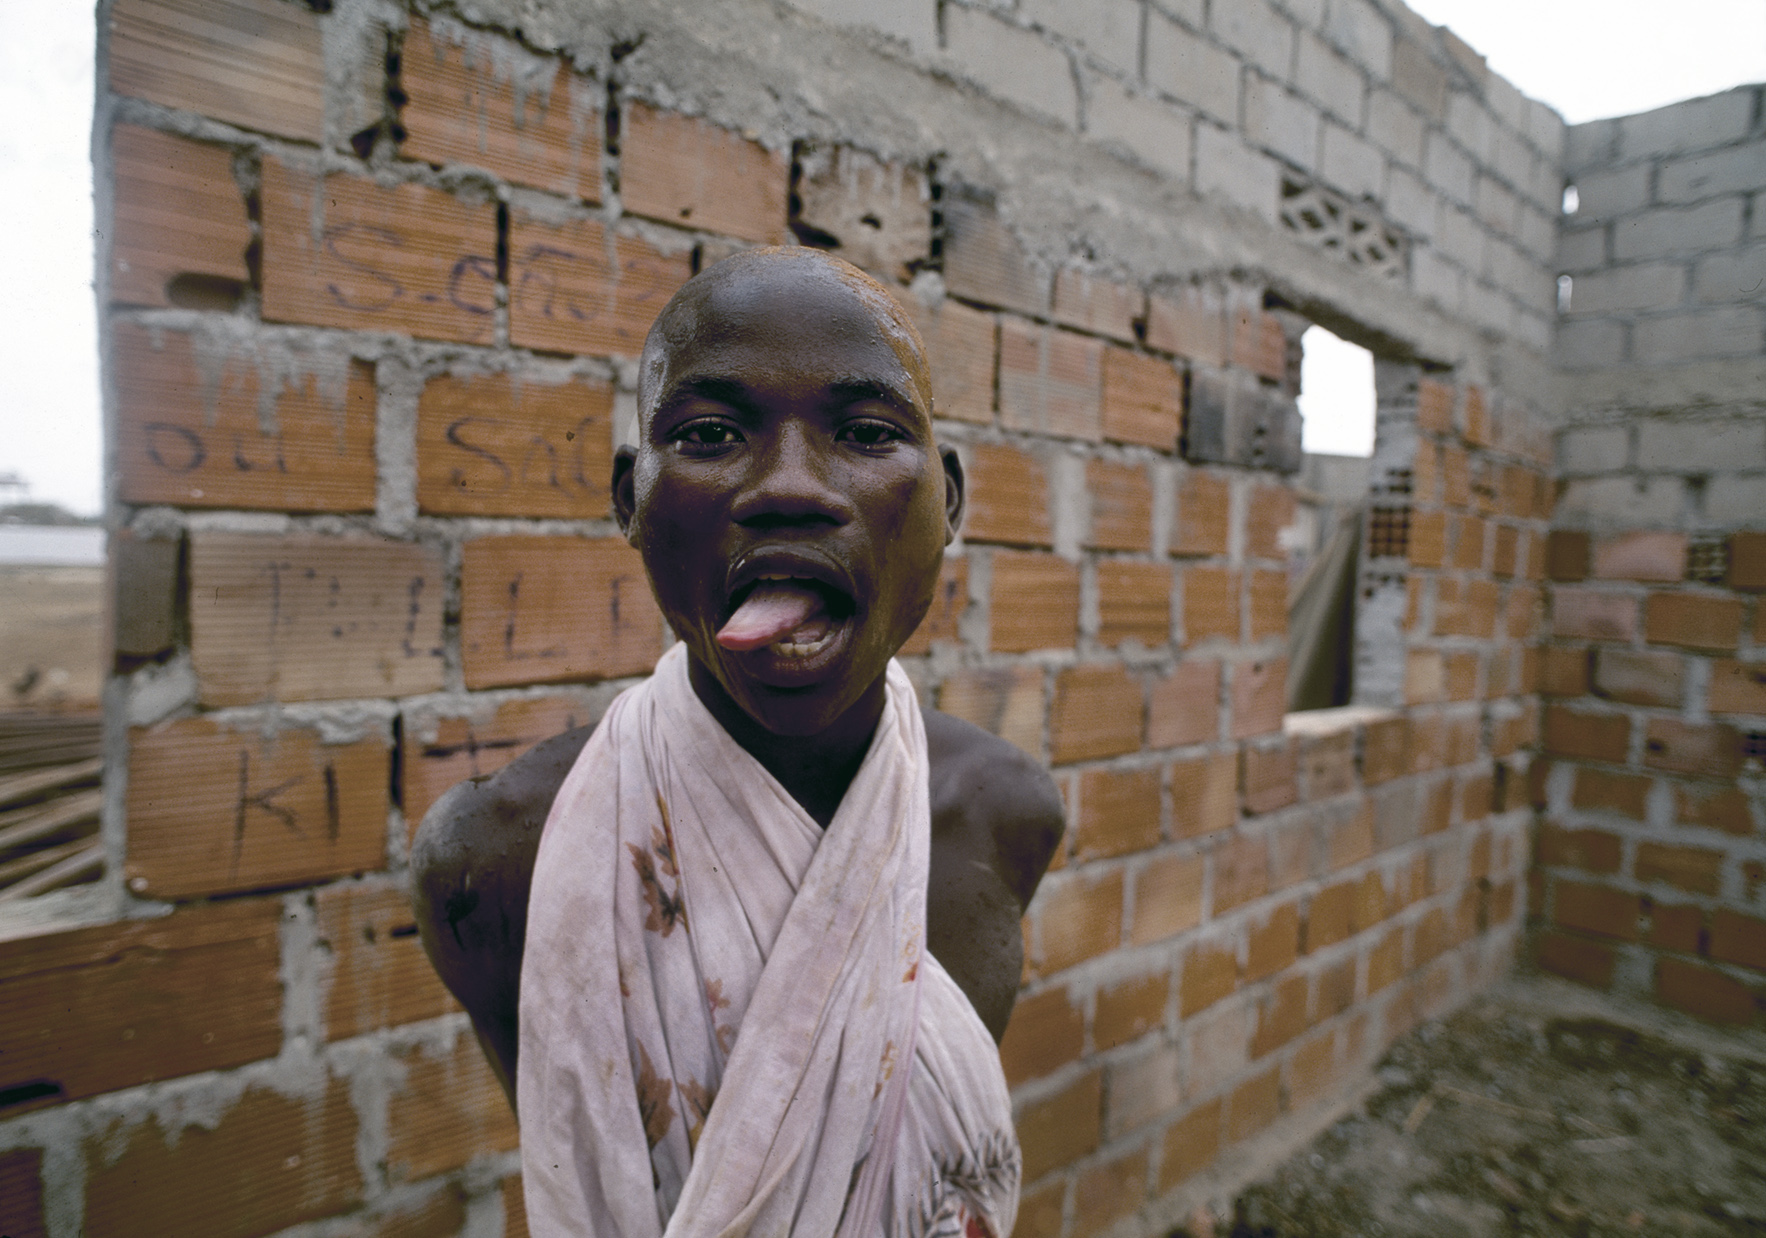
<box><xmin>717</xmin><ymin>581</ymin><xmax>828</xmax><ymax>651</ymax></box>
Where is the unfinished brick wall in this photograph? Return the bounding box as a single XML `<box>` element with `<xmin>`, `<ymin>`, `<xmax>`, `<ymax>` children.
<box><xmin>1534</xmin><ymin>86</ymin><xmax>1766</xmax><ymax>1027</ymax></box>
<box><xmin>0</xmin><ymin>0</ymin><xmax>1674</xmax><ymax>1234</ymax></box>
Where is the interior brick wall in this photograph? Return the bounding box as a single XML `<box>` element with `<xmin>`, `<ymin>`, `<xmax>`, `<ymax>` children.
<box><xmin>4</xmin><ymin>1</ymin><xmax>1753</xmax><ymax>1236</ymax></box>
<box><xmin>1532</xmin><ymin>87</ymin><xmax>1766</xmax><ymax>1028</ymax></box>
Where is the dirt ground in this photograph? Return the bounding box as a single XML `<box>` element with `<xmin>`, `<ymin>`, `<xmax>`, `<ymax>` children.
<box><xmin>0</xmin><ymin>565</ymin><xmax>104</xmax><ymax>709</ymax></box>
<box><xmin>1197</xmin><ymin>979</ymin><xmax>1766</xmax><ymax>1238</ymax></box>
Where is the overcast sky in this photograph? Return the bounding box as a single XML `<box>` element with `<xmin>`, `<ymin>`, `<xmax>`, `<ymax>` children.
<box><xmin>1</xmin><ymin>1</ymin><xmax>1762</xmax><ymax>510</ymax></box>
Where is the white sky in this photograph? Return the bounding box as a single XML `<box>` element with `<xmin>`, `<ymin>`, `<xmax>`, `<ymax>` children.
<box><xmin>0</xmin><ymin>3</ymin><xmax>1762</xmax><ymax>512</ymax></box>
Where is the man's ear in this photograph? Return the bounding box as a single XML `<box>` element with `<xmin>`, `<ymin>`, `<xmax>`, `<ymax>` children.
<box><xmin>612</xmin><ymin>446</ymin><xmax>638</xmax><ymax>541</ymax></box>
<box><xmin>939</xmin><ymin>445</ymin><xmax>965</xmax><ymax>546</ymax></box>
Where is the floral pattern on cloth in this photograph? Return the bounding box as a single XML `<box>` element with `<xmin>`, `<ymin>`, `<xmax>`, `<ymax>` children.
<box><xmin>518</xmin><ymin>644</ymin><xmax>1020</xmax><ymax>1237</ymax></box>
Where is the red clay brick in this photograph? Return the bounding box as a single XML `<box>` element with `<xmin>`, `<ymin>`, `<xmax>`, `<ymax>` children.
<box><xmin>1537</xmin><ymin>822</ymin><xmax>1623</xmax><ymax>873</ymax></box>
<box><xmin>1230</xmin><ymin>659</ymin><xmax>1287</xmax><ymax>740</ymax></box>
<box><xmin>1646</xmin><ymin>901</ymin><xmax>1704</xmax><ymax>954</ymax></box>
<box><xmin>1366</xmin><ymin>927</ymin><xmax>1404</xmax><ymax>993</ymax></box>
<box><xmin>1241</xmin><ymin>741</ymin><xmax>1297</xmax><ymax>815</ymax></box>
<box><xmin>1036</xmin><ymin>868</ymin><xmax>1125</xmax><ymax>974</ymax></box>
<box><xmin>1148</xmin><ymin>660</ymin><xmax>1221</xmax><ymax>748</ymax></box>
<box><xmin>1050</xmin><ymin>664</ymin><xmax>1143</xmax><ymax>762</ymax></box>
<box><xmin>261</xmin><ymin>158</ymin><xmax>498</xmax><ymax>343</ymax></box>
<box><xmin>1157</xmin><ymin>1098</ymin><xmax>1223</xmax><ymax>1190</ymax></box>
<box><xmin>1299</xmin><ymin>731</ymin><xmax>1356</xmax><ymax>800</ymax></box>
<box><xmin>127</xmin><ymin>717</ymin><xmax>389</xmax><ymax>898</ymax></box>
<box><xmin>1492</xmin><ymin>523</ymin><xmax>1521</xmax><ymax>578</ymax></box>
<box><xmin>1541</xmin><ymin>645</ymin><xmax>1591</xmax><ymax>697</ymax></box>
<box><xmin>1230</xmin><ymin>306</ymin><xmax>1286</xmax><ymax>381</ymax></box>
<box><xmin>1673</xmin><ymin>781</ymin><xmax>1756</xmax><ymax>836</ymax></box>
<box><xmin>387</xmin><ymin>1033</ymin><xmax>519</xmax><ymax>1181</ymax></box>
<box><xmin>1227</xmin><ymin>1064</ymin><xmax>1283</xmax><ymax>1143</ymax></box>
<box><xmin>1304</xmin><ymin>881</ymin><xmax>1356</xmax><ymax>952</ymax></box>
<box><xmin>1592</xmin><ymin>531</ymin><xmax>1686</xmax><ymax>582</ymax></box>
<box><xmin>941</xmin><ymin>192</ymin><xmax>1046</xmax><ymax>315</ymax></box>
<box><xmin>899</xmin><ymin>556</ymin><xmax>969</xmax><ymax>657</ymax></box>
<box><xmin>1245</xmin><ymin>902</ymin><xmax>1301</xmax><ymax>982</ymax></box>
<box><xmin>1213</xmin><ymin>834</ymin><xmax>1271</xmax><ymax>914</ymax></box>
<box><xmin>1248</xmin><ymin>568</ymin><xmax>1287</xmax><ymax>641</ymax></box>
<box><xmin>1729</xmin><ymin>531</ymin><xmax>1766</xmax><ymax>591</ymax></box>
<box><xmin>1095</xmin><ymin>971</ymin><xmax>1171</xmax><ymax>1050</ymax></box>
<box><xmin>1073</xmin><ymin>1147</ymin><xmax>1149</xmax><ymax>1233</ymax></box>
<box><xmin>794</xmin><ymin>146</ymin><xmax>931</xmax><ymax>281</ymax></box>
<box><xmin>1146</xmin><ymin>285</ymin><xmax>1227</xmax><ymax>364</ymax></box>
<box><xmin>1550</xmin><ymin>588</ymin><xmax>1638</xmax><ymax>641</ymax></box>
<box><xmin>1635</xmin><ymin>842</ymin><xmax>1724</xmax><ymax>895</ymax></box>
<box><xmin>1642</xmin><ymin>717</ymin><xmax>1743</xmax><ymax>778</ymax></box>
<box><xmin>1285</xmin><ymin>1028</ymin><xmax>1341</xmax><ymax>1113</ymax></box>
<box><xmin>1181</xmin><ymin>938</ymin><xmax>1239</xmax><ymax>1016</ymax></box>
<box><xmin>1010</xmin><ymin>1178</ymin><xmax>1066</xmax><ymax>1238</ymax></box>
<box><xmin>1250</xmin><ymin>972</ymin><xmax>1308</xmax><ymax>1058</ymax></box>
<box><xmin>1542</xmin><ymin>705</ymin><xmax>1630</xmax><ymax>763</ymax></box>
<box><xmin>1644</xmin><ymin>592</ymin><xmax>1743</xmax><ymax>652</ymax></box>
<box><xmin>416</xmin><ymin>372</ymin><xmax>613</xmax><ymax>518</ymax></box>
<box><xmin>1245</xmin><ymin>485</ymin><xmax>1298</xmax><ymax>562</ymax></box>
<box><xmin>990</xmin><ymin>551</ymin><xmax>1082</xmax><ymax>652</ymax></box>
<box><xmin>1077</xmin><ymin>765</ymin><xmax>1162</xmax><ymax>859</ymax></box>
<box><xmin>900</xmin><ymin>296</ymin><xmax>996</xmax><ymax>425</ymax></box>
<box><xmin>1361</xmin><ymin>716</ymin><xmax>1410</xmax><ymax>785</ymax></box>
<box><xmin>1591</xmin><ymin>647</ymin><xmax>1684</xmax><ymax>708</ymax></box>
<box><xmin>109</xmin><ymin>0</ymin><xmax>324</xmax><ymax>141</ymax></box>
<box><xmin>999</xmin><ymin>319</ymin><xmax>1104</xmax><ymax>440</ymax></box>
<box><xmin>1017</xmin><ymin>1070</ymin><xmax>1102</xmax><ymax>1181</ymax></box>
<box><xmin>1101</xmin><ymin>346</ymin><xmax>1182</xmax><ymax>448</ymax></box>
<box><xmin>1656</xmin><ymin>957</ymin><xmax>1759</xmax><ymax>1025</ymax></box>
<box><xmin>503</xmin><ymin>1177</ymin><xmax>529</xmax><ymax>1238</ymax></box>
<box><xmin>999</xmin><ymin>985</ymin><xmax>1085</xmax><ymax>1086</ymax></box>
<box><xmin>1463</xmin><ymin>385</ymin><xmax>1491</xmax><ymax>445</ymax></box>
<box><xmin>85</xmin><ymin>1077</ymin><xmax>361</xmax><ymax>1237</ymax></box>
<box><xmin>1172</xmin><ymin>470</ymin><xmax>1231</xmax><ymax>557</ymax></box>
<box><xmin>1441</xmin><ymin>445</ymin><xmax>1471</xmax><ymax>507</ymax></box>
<box><xmin>1170</xmin><ymin>752</ymin><xmax>1238</xmax><ymax>838</ymax></box>
<box><xmin>317</xmin><ymin>882</ymin><xmax>461</xmax><ymax>1039</ymax></box>
<box><xmin>1708</xmin><ymin>659</ymin><xmax>1766</xmax><ymax>716</ymax></box>
<box><xmin>0</xmin><ymin>1149</ymin><xmax>44</xmax><ymax>1238</ymax></box>
<box><xmin>964</xmin><ymin>443</ymin><xmax>1052</xmax><ymax>546</ymax></box>
<box><xmin>1097</xmin><ymin>561</ymin><xmax>1174</xmax><ymax>648</ymax></box>
<box><xmin>460</xmin><ymin>535</ymin><xmax>663</xmax><ymax>689</ymax></box>
<box><xmin>1183</xmin><ymin>565</ymin><xmax>1241</xmax><ymax>643</ymax></box>
<box><xmin>1313</xmin><ymin>956</ymin><xmax>1356</xmax><ymax>1020</ymax></box>
<box><xmin>1571</xmin><ymin>768</ymin><xmax>1652</xmax><ymax>820</ymax></box>
<box><xmin>937</xmin><ymin>663</ymin><xmax>1045</xmax><ymax>757</ymax></box>
<box><xmin>0</xmin><ymin>899</ymin><xmax>282</xmax><ymax>1110</ymax></box>
<box><xmin>109</xmin><ymin>124</ymin><xmax>251</xmax><ymax>307</ymax></box>
<box><xmin>1054</xmin><ymin>268</ymin><xmax>1142</xmax><ymax>341</ymax></box>
<box><xmin>1545</xmin><ymin>530</ymin><xmax>1590</xmax><ymax>582</ymax></box>
<box><xmin>507</xmin><ymin>211</ymin><xmax>693</xmax><ymax>357</ymax></box>
<box><xmin>1450</xmin><ymin>514</ymin><xmax>1487</xmax><ymax>571</ymax></box>
<box><xmin>1536</xmin><ymin>931</ymin><xmax>1616</xmax><ymax>988</ymax></box>
<box><xmin>1416</xmin><ymin>377</ymin><xmax>1453</xmax><ymax>433</ymax></box>
<box><xmin>1554</xmin><ymin>881</ymin><xmax>1639</xmax><ymax>941</ymax></box>
<box><xmin>113</xmin><ymin>323</ymin><xmax>376</xmax><ymax>512</ymax></box>
<box><xmin>1709</xmin><ymin>911</ymin><xmax>1766</xmax><ymax>972</ymax></box>
<box><xmin>1087</xmin><ymin>458</ymin><xmax>1154</xmax><ymax>550</ymax></box>
<box><xmin>1130</xmin><ymin>852</ymin><xmax>1205</xmax><ymax>945</ymax></box>
<box><xmin>620</xmin><ymin>103</ymin><xmax>788</xmax><ymax>242</ymax></box>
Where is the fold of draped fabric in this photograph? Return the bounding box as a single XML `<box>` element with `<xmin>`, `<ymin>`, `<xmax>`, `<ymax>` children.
<box><xmin>518</xmin><ymin>644</ymin><xmax>1020</xmax><ymax>1238</ymax></box>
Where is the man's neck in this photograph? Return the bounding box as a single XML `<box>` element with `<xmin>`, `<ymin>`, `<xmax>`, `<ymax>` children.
<box><xmin>685</xmin><ymin>656</ymin><xmax>886</xmax><ymax>828</ymax></box>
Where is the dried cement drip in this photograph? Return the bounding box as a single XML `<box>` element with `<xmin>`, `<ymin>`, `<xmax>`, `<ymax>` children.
<box><xmin>186</xmin><ymin>318</ymin><xmax>357</xmax><ymax>441</ymax></box>
<box><xmin>430</xmin><ymin>14</ymin><xmax>561</xmax><ymax>136</ymax></box>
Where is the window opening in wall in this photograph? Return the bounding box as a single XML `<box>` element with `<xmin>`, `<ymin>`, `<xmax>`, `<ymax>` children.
<box><xmin>1287</xmin><ymin>324</ymin><xmax>1377</xmax><ymax>713</ymax></box>
<box><xmin>1557</xmin><ymin>275</ymin><xmax>1573</xmax><ymax>313</ymax></box>
<box><xmin>1562</xmin><ymin>184</ymin><xmax>1580</xmax><ymax>215</ymax></box>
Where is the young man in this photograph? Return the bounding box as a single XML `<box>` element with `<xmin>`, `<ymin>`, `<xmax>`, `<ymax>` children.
<box><xmin>411</xmin><ymin>248</ymin><xmax>1064</xmax><ymax>1236</ymax></box>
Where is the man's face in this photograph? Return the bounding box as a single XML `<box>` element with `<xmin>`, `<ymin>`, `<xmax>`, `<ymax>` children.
<box><xmin>616</xmin><ymin>256</ymin><xmax>961</xmax><ymax>737</ymax></box>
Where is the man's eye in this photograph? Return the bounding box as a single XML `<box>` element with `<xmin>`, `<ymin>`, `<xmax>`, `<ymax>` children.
<box><xmin>673</xmin><ymin>422</ymin><xmax>742</xmax><ymax>451</ymax></box>
<box><xmin>840</xmin><ymin>420</ymin><xmax>904</xmax><ymax>448</ymax></box>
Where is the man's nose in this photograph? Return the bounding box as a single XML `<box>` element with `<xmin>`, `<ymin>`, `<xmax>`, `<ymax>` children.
<box><xmin>731</xmin><ymin>424</ymin><xmax>855</xmax><ymax>527</ymax></box>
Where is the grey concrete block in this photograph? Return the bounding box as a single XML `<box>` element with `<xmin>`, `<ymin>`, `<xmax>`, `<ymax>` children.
<box><xmin>1390</xmin><ymin>35</ymin><xmax>1445</xmax><ymax>120</ymax></box>
<box><xmin>1464</xmin><ymin>277</ymin><xmax>1514</xmax><ymax>336</ymax></box>
<box><xmin>1475</xmin><ymin>174</ymin><xmax>1519</xmax><ymax>234</ymax></box>
<box><xmin>1151</xmin><ymin>0</ymin><xmax>1207</xmax><ymax>28</ymax></box>
<box><xmin>1183</xmin><ymin>369</ymin><xmax>1301</xmax><ymax>471</ymax></box>
<box><xmin>1632</xmin><ymin>306</ymin><xmax>1765</xmax><ymax>365</ymax></box>
<box><xmin>1146</xmin><ymin>10</ymin><xmax>1242</xmax><ymax>125</ymax></box>
<box><xmin>1516</xmin><ymin>203</ymin><xmax>1555</xmax><ymax>261</ymax></box>
<box><xmin>943</xmin><ymin>5</ymin><xmax>1079</xmax><ymax>127</ymax></box>
<box><xmin>941</xmin><ymin>186</ymin><xmax>1049</xmax><ymax>316</ymax></box>
<box><xmin>1489</xmin><ymin>128</ymin><xmax>1534</xmax><ymax>202</ymax></box>
<box><xmin>1086</xmin><ymin>75</ymin><xmax>1195</xmax><ymax>180</ymax></box>
<box><xmin>1525</xmin><ymin>150</ymin><xmax>1563</xmax><ymax>214</ymax></box>
<box><xmin>1273</xmin><ymin>0</ymin><xmax>1324</xmax><ymax>26</ymax></box>
<box><xmin>1411</xmin><ymin>246</ymin><xmax>1463</xmax><ymax>311</ymax></box>
<box><xmin>1526</xmin><ymin>99</ymin><xmax>1567</xmax><ymax>163</ymax></box>
<box><xmin>1564</xmin><ymin>118</ymin><xmax>1618</xmax><ymax>172</ymax></box>
<box><xmin>1489</xmin><ymin>235</ymin><xmax>1552</xmax><ymax>310</ymax></box>
<box><xmin>1558</xmin><ymin>475</ymin><xmax>1685</xmax><ymax>525</ymax></box>
<box><xmin>1573</xmin><ymin>162</ymin><xmax>1651</xmax><ymax>221</ymax></box>
<box><xmin>1560</xmin><ymin>424</ymin><xmax>1629</xmax><ymax>473</ymax></box>
<box><xmin>1613</xmin><ymin>198</ymin><xmax>1744</xmax><ymax>261</ymax></box>
<box><xmin>1553</xmin><ymin>319</ymin><xmax>1626</xmax><ymax>372</ymax></box>
<box><xmin>1211</xmin><ymin>0</ymin><xmax>1296</xmax><ymax>77</ymax></box>
<box><xmin>1245</xmin><ymin>75</ymin><xmax>1320</xmax><ymax>169</ymax></box>
<box><xmin>1023</xmin><ymin>0</ymin><xmax>1143</xmax><ymax>75</ymax></box>
<box><xmin>1365</xmin><ymin>88</ymin><xmax>1423</xmax><ymax>167</ymax></box>
<box><xmin>1437</xmin><ymin>204</ymin><xmax>1486</xmax><ymax>271</ymax></box>
<box><xmin>1195</xmin><ymin>122</ymin><xmax>1281</xmax><ymax>221</ymax></box>
<box><xmin>1445</xmin><ymin>91</ymin><xmax>1495</xmax><ymax>163</ymax></box>
<box><xmin>1618</xmin><ymin>87</ymin><xmax>1755</xmax><ymax>162</ymax></box>
<box><xmin>1321</xmin><ymin>0</ymin><xmax>1392</xmax><ymax>80</ymax></box>
<box><xmin>787</xmin><ymin>0</ymin><xmax>939</xmax><ymax>55</ymax></box>
<box><xmin>1705</xmin><ymin>473</ymin><xmax>1766</xmax><ymax>524</ymax></box>
<box><xmin>792</xmin><ymin>144</ymin><xmax>933</xmax><ymax>280</ymax></box>
<box><xmin>1555</xmin><ymin>224</ymin><xmax>1607</xmax><ymax>273</ymax></box>
<box><xmin>1485</xmin><ymin>72</ymin><xmax>1527</xmax><ymax>134</ymax></box>
<box><xmin>1385</xmin><ymin>164</ymin><xmax>1435</xmax><ymax>236</ymax></box>
<box><xmin>113</xmin><ymin>529</ymin><xmax>182</xmax><ymax>659</ymax></box>
<box><xmin>1659</xmin><ymin>141</ymin><xmax>1766</xmax><ymax>205</ymax></box>
<box><xmin>1515</xmin><ymin>305</ymin><xmax>1553</xmax><ymax>353</ymax></box>
<box><xmin>1637</xmin><ymin>417</ymin><xmax>1766</xmax><ymax>474</ymax></box>
<box><xmin>1423</xmin><ymin>131</ymin><xmax>1473</xmax><ymax>204</ymax></box>
<box><xmin>1569</xmin><ymin>261</ymin><xmax>1686</xmax><ymax>316</ymax></box>
<box><xmin>1320</xmin><ymin>119</ymin><xmax>1382</xmax><ymax>199</ymax></box>
<box><xmin>1295</xmin><ymin>30</ymin><xmax>1365</xmax><ymax>125</ymax></box>
<box><xmin>1692</xmin><ymin>242</ymin><xmax>1766</xmax><ymax>305</ymax></box>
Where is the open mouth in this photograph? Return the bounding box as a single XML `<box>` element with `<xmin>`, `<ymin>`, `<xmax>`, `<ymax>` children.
<box><xmin>717</xmin><ymin>575</ymin><xmax>857</xmax><ymax>661</ymax></box>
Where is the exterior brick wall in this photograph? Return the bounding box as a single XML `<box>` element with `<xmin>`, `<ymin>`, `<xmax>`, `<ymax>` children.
<box><xmin>2</xmin><ymin>0</ymin><xmax>1756</xmax><ymax>1235</ymax></box>
<box><xmin>1536</xmin><ymin>87</ymin><xmax>1766</xmax><ymax>1029</ymax></box>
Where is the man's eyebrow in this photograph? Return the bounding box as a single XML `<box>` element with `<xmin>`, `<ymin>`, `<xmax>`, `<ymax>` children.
<box><xmin>825</xmin><ymin>378</ymin><xmax>922</xmax><ymax>416</ymax></box>
<box><xmin>653</xmin><ymin>376</ymin><xmax>751</xmax><ymax>418</ymax></box>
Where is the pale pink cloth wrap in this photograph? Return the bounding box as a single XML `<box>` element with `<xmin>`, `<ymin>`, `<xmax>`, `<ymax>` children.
<box><xmin>518</xmin><ymin>645</ymin><xmax>1020</xmax><ymax>1237</ymax></box>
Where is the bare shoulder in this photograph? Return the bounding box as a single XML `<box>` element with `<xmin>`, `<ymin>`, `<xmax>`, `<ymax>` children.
<box><xmin>408</xmin><ymin>721</ymin><xmax>596</xmax><ymax>1101</ymax></box>
<box><xmin>922</xmin><ymin>707</ymin><xmax>1065</xmax><ymax>909</ymax></box>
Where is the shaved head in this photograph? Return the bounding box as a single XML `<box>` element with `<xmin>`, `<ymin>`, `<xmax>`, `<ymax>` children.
<box><xmin>637</xmin><ymin>247</ymin><xmax>934</xmax><ymax>427</ymax></box>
